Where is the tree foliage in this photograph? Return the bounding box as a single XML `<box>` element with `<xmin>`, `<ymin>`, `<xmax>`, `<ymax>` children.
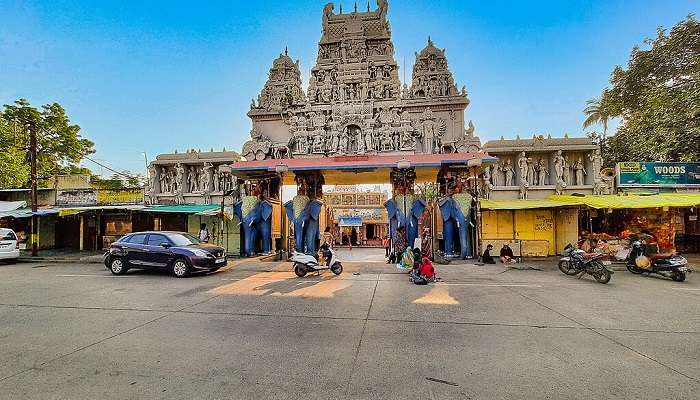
<box><xmin>0</xmin><ymin>99</ymin><xmax>95</xmax><ymax>188</ymax></box>
<box><xmin>586</xmin><ymin>15</ymin><xmax>700</xmax><ymax>163</ymax></box>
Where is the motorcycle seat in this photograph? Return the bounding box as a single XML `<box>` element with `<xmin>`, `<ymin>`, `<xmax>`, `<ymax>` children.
<box><xmin>648</xmin><ymin>253</ymin><xmax>674</xmax><ymax>260</ymax></box>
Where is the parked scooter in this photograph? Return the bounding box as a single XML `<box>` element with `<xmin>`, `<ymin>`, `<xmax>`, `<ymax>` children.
<box><xmin>559</xmin><ymin>243</ymin><xmax>614</xmax><ymax>284</ymax></box>
<box><xmin>626</xmin><ymin>240</ymin><xmax>689</xmax><ymax>282</ymax></box>
<box><xmin>291</xmin><ymin>248</ymin><xmax>343</xmax><ymax>277</ymax></box>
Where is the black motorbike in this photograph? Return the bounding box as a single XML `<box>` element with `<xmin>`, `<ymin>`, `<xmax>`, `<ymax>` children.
<box><xmin>626</xmin><ymin>240</ymin><xmax>689</xmax><ymax>282</ymax></box>
<box><xmin>559</xmin><ymin>243</ymin><xmax>614</xmax><ymax>284</ymax></box>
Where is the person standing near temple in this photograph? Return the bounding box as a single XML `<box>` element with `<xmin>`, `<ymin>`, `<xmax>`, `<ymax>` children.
<box><xmin>420</xmin><ymin>228</ymin><xmax>432</xmax><ymax>260</ymax></box>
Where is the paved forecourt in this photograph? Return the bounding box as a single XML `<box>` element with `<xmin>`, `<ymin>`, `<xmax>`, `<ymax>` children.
<box><xmin>0</xmin><ymin>257</ymin><xmax>698</xmax><ymax>399</ymax></box>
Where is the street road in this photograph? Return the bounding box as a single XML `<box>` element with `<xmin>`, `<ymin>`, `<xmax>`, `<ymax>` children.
<box><xmin>1</xmin><ymin>256</ymin><xmax>698</xmax><ymax>399</ymax></box>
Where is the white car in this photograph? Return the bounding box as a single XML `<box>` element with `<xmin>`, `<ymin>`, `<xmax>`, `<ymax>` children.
<box><xmin>0</xmin><ymin>228</ymin><xmax>20</xmax><ymax>263</ymax></box>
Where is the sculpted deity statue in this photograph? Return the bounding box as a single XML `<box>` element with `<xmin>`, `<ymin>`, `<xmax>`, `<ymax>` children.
<box><xmin>364</xmin><ymin>129</ymin><xmax>374</xmax><ymax>153</ymax></box>
<box><xmin>527</xmin><ymin>158</ymin><xmax>536</xmax><ymax>185</ymax></box>
<box><xmin>537</xmin><ymin>159</ymin><xmax>549</xmax><ymax>186</ymax></box>
<box><xmin>573</xmin><ymin>158</ymin><xmax>587</xmax><ymax>186</ymax></box>
<box><xmin>483</xmin><ymin>163</ymin><xmax>492</xmax><ymax>186</ymax></box>
<box><xmin>201</xmin><ymin>162</ymin><xmax>213</xmax><ymax>193</ymax></box>
<box><xmin>517</xmin><ymin>152</ymin><xmax>528</xmax><ymax>185</ymax></box>
<box><xmin>553</xmin><ymin>150</ymin><xmax>566</xmax><ymax>182</ymax></box>
<box><xmin>519</xmin><ymin>181</ymin><xmax>529</xmax><ymax>199</ymax></box>
<box><xmin>174</xmin><ymin>163</ymin><xmax>185</xmax><ymax>193</ymax></box>
<box><xmin>503</xmin><ymin>159</ymin><xmax>515</xmax><ymax>186</ymax></box>
<box><xmin>563</xmin><ymin>155</ymin><xmax>571</xmax><ymax>185</ymax></box>
<box><xmin>338</xmin><ymin>131</ymin><xmax>349</xmax><ymax>154</ymax></box>
<box><xmin>329</xmin><ymin>131</ymin><xmax>340</xmax><ymax>154</ymax></box>
<box><xmin>588</xmin><ymin>148</ymin><xmax>604</xmax><ymax>176</ymax></box>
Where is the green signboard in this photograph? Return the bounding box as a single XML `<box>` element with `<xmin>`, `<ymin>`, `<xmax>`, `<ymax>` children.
<box><xmin>617</xmin><ymin>162</ymin><xmax>700</xmax><ymax>186</ymax></box>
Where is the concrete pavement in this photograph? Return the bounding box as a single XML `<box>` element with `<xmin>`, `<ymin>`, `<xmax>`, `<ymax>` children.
<box><xmin>0</xmin><ymin>256</ymin><xmax>698</xmax><ymax>399</ymax></box>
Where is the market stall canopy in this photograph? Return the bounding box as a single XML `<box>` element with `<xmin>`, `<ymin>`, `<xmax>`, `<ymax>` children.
<box><xmin>228</xmin><ymin>153</ymin><xmax>497</xmax><ymax>185</ymax></box>
<box><xmin>479</xmin><ymin>198</ymin><xmax>575</xmax><ymax>210</ymax></box>
<box><xmin>57</xmin><ymin>205</ymin><xmax>146</xmax><ymax>217</ymax></box>
<box><xmin>141</xmin><ymin>204</ymin><xmax>220</xmax><ymax>215</ymax></box>
<box><xmin>338</xmin><ymin>216</ymin><xmax>363</xmax><ymax>227</ymax></box>
<box><xmin>0</xmin><ymin>201</ymin><xmax>26</xmax><ymax>213</ymax></box>
<box><xmin>549</xmin><ymin>193</ymin><xmax>700</xmax><ymax>209</ymax></box>
<box><xmin>0</xmin><ymin>205</ymin><xmax>58</xmax><ymax>219</ymax></box>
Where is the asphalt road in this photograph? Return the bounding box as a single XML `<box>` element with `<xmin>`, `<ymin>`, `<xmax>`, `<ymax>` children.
<box><xmin>0</xmin><ymin>255</ymin><xmax>698</xmax><ymax>399</ymax></box>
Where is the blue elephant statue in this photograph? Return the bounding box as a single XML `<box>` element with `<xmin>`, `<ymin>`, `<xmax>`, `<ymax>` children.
<box><xmin>285</xmin><ymin>196</ymin><xmax>323</xmax><ymax>254</ymax></box>
<box><xmin>385</xmin><ymin>195</ymin><xmax>426</xmax><ymax>251</ymax></box>
<box><xmin>438</xmin><ymin>193</ymin><xmax>473</xmax><ymax>259</ymax></box>
<box><xmin>233</xmin><ymin>196</ymin><xmax>273</xmax><ymax>257</ymax></box>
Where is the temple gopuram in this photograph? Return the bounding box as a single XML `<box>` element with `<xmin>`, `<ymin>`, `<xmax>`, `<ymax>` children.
<box><xmin>147</xmin><ymin>0</ymin><xmax>608</xmax><ymax>258</ymax></box>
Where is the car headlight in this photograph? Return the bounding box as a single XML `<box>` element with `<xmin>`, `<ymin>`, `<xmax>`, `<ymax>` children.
<box><xmin>191</xmin><ymin>249</ymin><xmax>210</xmax><ymax>257</ymax></box>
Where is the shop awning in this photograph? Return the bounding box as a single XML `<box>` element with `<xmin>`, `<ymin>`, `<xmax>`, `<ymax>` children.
<box><xmin>57</xmin><ymin>205</ymin><xmax>146</xmax><ymax>217</ymax></box>
<box><xmin>140</xmin><ymin>204</ymin><xmax>220</xmax><ymax>214</ymax></box>
<box><xmin>338</xmin><ymin>216</ymin><xmax>363</xmax><ymax>227</ymax></box>
<box><xmin>0</xmin><ymin>207</ymin><xmax>59</xmax><ymax>219</ymax></box>
<box><xmin>479</xmin><ymin>198</ymin><xmax>576</xmax><ymax>210</ymax></box>
<box><xmin>549</xmin><ymin>193</ymin><xmax>700</xmax><ymax>209</ymax></box>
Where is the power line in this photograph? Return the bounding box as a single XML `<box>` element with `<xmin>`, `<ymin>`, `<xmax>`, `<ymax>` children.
<box><xmin>82</xmin><ymin>155</ymin><xmax>138</xmax><ymax>180</ymax></box>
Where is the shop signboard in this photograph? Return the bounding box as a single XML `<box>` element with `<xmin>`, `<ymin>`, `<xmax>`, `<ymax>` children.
<box><xmin>56</xmin><ymin>189</ymin><xmax>97</xmax><ymax>206</ymax></box>
<box><xmin>617</xmin><ymin>162</ymin><xmax>700</xmax><ymax>187</ymax></box>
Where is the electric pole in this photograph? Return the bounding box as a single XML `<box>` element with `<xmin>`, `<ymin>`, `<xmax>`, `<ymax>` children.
<box><xmin>29</xmin><ymin>121</ymin><xmax>38</xmax><ymax>257</ymax></box>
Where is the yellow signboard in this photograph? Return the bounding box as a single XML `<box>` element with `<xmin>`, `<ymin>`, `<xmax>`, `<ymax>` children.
<box><xmin>97</xmin><ymin>189</ymin><xmax>144</xmax><ymax>205</ymax></box>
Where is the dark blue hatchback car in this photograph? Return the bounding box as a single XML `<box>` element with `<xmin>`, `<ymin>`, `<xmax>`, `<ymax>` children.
<box><xmin>104</xmin><ymin>231</ymin><xmax>227</xmax><ymax>277</ymax></box>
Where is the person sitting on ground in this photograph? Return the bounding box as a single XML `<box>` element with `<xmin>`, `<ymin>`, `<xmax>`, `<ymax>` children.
<box><xmin>482</xmin><ymin>244</ymin><xmax>496</xmax><ymax>264</ymax></box>
<box><xmin>500</xmin><ymin>243</ymin><xmax>515</xmax><ymax>263</ymax></box>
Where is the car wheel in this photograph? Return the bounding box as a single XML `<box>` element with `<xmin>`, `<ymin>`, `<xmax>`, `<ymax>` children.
<box><xmin>109</xmin><ymin>257</ymin><xmax>128</xmax><ymax>275</ymax></box>
<box><xmin>172</xmin><ymin>258</ymin><xmax>191</xmax><ymax>278</ymax></box>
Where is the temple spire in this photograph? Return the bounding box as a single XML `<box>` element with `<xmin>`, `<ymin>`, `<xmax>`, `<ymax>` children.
<box><xmin>339</xmin><ymin>4</ymin><xmax>343</xmax><ymax>14</ymax></box>
<box><xmin>354</xmin><ymin>2</ymin><xmax>357</xmax><ymax>13</ymax></box>
<box><xmin>284</xmin><ymin>46</ymin><xmax>288</xmax><ymax>56</ymax></box>
<box><xmin>428</xmin><ymin>36</ymin><xmax>433</xmax><ymax>46</ymax></box>
<box><xmin>367</xmin><ymin>1</ymin><xmax>370</xmax><ymax>12</ymax></box>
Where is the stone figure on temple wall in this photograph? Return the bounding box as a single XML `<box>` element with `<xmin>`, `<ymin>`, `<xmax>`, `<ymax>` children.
<box><xmin>589</xmin><ymin>148</ymin><xmax>604</xmax><ymax>176</ymax></box>
<box><xmin>517</xmin><ymin>152</ymin><xmax>528</xmax><ymax>185</ymax></box>
<box><xmin>491</xmin><ymin>163</ymin><xmax>503</xmax><ymax>187</ymax></box>
<box><xmin>364</xmin><ymin>129</ymin><xmax>374</xmax><ymax>153</ymax></box>
<box><xmin>553</xmin><ymin>150</ymin><xmax>565</xmax><ymax>182</ymax></box>
<box><xmin>527</xmin><ymin>157</ymin><xmax>536</xmax><ymax>185</ymax></box>
<box><xmin>573</xmin><ymin>158</ymin><xmax>587</xmax><ymax>186</ymax></box>
<box><xmin>338</xmin><ymin>131</ymin><xmax>349</xmax><ymax>154</ymax></box>
<box><xmin>555</xmin><ymin>177</ymin><xmax>567</xmax><ymax>195</ymax></box>
<box><xmin>329</xmin><ymin>131</ymin><xmax>340</xmax><ymax>154</ymax></box>
<box><xmin>312</xmin><ymin>131</ymin><xmax>325</xmax><ymax>153</ymax></box>
<box><xmin>158</xmin><ymin>167</ymin><xmax>168</xmax><ymax>194</ymax></box>
<box><xmin>503</xmin><ymin>159</ymin><xmax>515</xmax><ymax>186</ymax></box>
<box><xmin>537</xmin><ymin>159</ymin><xmax>549</xmax><ymax>186</ymax></box>
<box><xmin>201</xmin><ymin>163</ymin><xmax>213</xmax><ymax>193</ymax></box>
<box><xmin>519</xmin><ymin>181</ymin><xmax>529</xmax><ymax>200</ymax></box>
<box><xmin>563</xmin><ymin>155</ymin><xmax>571</xmax><ymax>185</ymax></box>
<box><xmin>174</xmin><ymin>163</ymin><xmax>185</xmax><ymax>194</ymax></box>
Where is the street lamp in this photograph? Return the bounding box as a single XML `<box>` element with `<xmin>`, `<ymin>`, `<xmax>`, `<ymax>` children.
<box><xmin>275</xmin><ymin>164</ymin><xmax>288</xmax><ymax>261</ymax></box>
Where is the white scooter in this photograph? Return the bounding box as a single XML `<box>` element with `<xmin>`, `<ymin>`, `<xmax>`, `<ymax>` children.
<box><xmin>291</xmin><ymin>248</ymin><xmax>343</xmax><ymax>277</ymax></box>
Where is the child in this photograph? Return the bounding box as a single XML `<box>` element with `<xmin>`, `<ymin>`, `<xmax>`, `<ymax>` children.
<box><xmin>482</xmin><ymin>244</ymin><xmax>496</xmax><ymax>264</ymax></box>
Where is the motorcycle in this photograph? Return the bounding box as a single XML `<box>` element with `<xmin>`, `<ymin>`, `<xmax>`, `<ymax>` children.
<box><xmin>626</xmin><ymin>240</ymin><xmax>688</xmax><ymax>282</ymax></box>
<box><xmin>291</xmin><ymin>248</ymin><xmax>343</xmax><ymax>277</ymax></box>
<box><xmin>559</xmin><ymin>243</ymin><xmax>614</xmax><ymax>284</ymax></box>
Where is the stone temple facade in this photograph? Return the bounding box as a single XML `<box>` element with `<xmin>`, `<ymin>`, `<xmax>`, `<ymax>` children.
<box><xmin>243</xmin><ymin>0</ymin><xmax>481</xmax><ymax>161</ymax></box>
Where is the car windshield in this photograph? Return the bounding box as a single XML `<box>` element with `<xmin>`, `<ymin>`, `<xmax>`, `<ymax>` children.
<box><xmin>168</xmin><ymin>233</ymin><xmax>200</xmax><ymax>246</ymax></box>
<box><xmin>1</xmin><ymin>229</ymin><xmax>17</xmax><ymax>240</ymax></box>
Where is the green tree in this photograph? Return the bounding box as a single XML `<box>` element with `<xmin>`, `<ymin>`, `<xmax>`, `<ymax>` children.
<box><xmin>582</xmin><ymin>94</ymin><xmax>612</xmax><ymax>142</ymax></box>
<box><xmin>0</xmin><ymin>99</ymin><xmax>95</xmax><ymax>187</ymax></box>
<box><xmin>589</xmin><ymin>15</ymin><xmax>700</xmax><ymax>163</ymax></box>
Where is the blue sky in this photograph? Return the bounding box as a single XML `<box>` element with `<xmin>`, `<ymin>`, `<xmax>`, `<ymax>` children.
<box><xmin>1</xmin><ymin>0</ymin><xmax>697</xmax><ymax>176</ymax></box>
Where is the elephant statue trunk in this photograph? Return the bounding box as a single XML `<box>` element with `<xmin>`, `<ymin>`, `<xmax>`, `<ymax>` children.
<box><xmin>385</xmin><ymin>195</ymin><xmax>426</xmax><ymax>252</ymax></box>
<box><xmin>285</xmin><ymin>195</ymin><xmax>323</xmax><ymax>255</ymax></box>
<box><xmin>439</xmin><ymin>193</ymin><xmax>473</xmax><ymax>259</ymax></box>
<box><xmin>234</xmin><ymin>196</ymin><xmax>273</xmax><ymax>257</ymax></box>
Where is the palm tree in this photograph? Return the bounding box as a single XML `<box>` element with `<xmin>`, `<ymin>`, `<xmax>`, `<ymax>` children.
<box><xmin>583</xmin><ymin>97</ymin><xmax>611</xmax><ymax>156</ymax></box>
<box><xmin>582</xmin><ymin>97</ymin><xmax>610</xmax><ymax>137</ymax></box>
